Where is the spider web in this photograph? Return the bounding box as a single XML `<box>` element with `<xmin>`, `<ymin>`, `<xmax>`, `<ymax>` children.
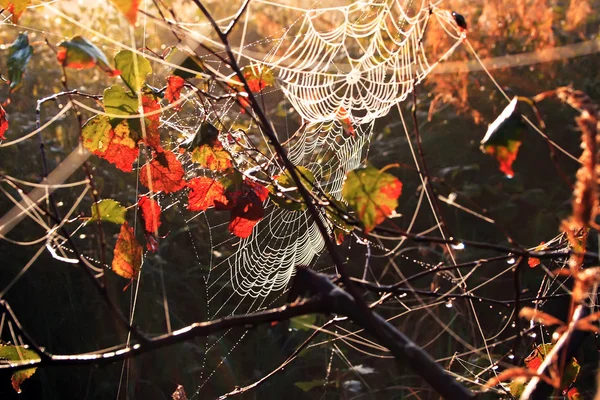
<box><xmin>0</xmin><ymin>0</ymin><xmax>593</xmax><ymax>398</ymax></box>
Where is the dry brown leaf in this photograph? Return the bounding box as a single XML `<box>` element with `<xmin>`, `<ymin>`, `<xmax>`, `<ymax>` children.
<box><xmin>574</xmin><ymin>319</ymin><xmax>600</xmax><ymax>333</ymax></box>
<box><xmin>519</xmin><ymin>307</ymin><xmax>564</xmax><ymax>327</ymax></box>
<box><xmin>485</xmin><ymin>367</ymin><xmax>555</xmax><ymax>389</ymax></box>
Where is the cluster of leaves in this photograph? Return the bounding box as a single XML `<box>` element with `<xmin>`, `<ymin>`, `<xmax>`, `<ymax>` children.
<box><xmin>504</xmin><ymin>343</ymin><xmax>581</xmax><ymax>399</ymax></box>
<box><xmin>0</xmin><ymin>344</ymin><xmax>41</xmax><ymax>393</ymax></box>
<box><xmin>0</xmin><ymin>23</ymin><xmax>405</xmax><ymax>301</ymax></box>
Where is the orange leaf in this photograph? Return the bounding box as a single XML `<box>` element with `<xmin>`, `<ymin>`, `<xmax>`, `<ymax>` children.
<box><xmin>528</xmin><ymin>242</ymin><xmax>546</xmax><ymax>268</ymax></box>
<box><xmin>140</xmin><ymin>150</ymin><xmax>186</xmax><ymax>193</ymax></box>
<box><xmin>567</xmin><ymin>387</ymin><xmax>580</xmax><ymax>399</ymax></box>
<box><xmin>3</xmin><ymin>1</ymin><xmax>32</xmax><ymax>24</ymax></box>
<box><xmin>98</xmin><ymin>132</ymin><xmax>140</xmax><ymax>172</ymax></box>
<box><xmin>0</xmin><ymin>105</ymin><xmax>8</xmax><ymax>140</ymax></box>
<box><xmin>108</xmin><ymin>0</ymin><xmax>141</xmax><ymax>25</ymax></box>
<box><xmin>528</xmin><ymin>257</ymin><xmax>541</xmax><ymax>268</ymax></box>
<box><xmin>82</xmin><ymin>117</ymin><xmax>140</xmax><ymax>172</ymax></box>
<box><xmin>138</xmin><ymin>195</ymin><xmax>161</xmax><ymax>234</ymax></box>
<box><xmin>241</xmin><ymin>64</ymin><xmax>274</xmax><ymax>93</ymax></box>
<box><xmin>187</xmin><ymin>177</ymin><xmax>227</xmax><ymax>212</ymax></box>
<box><xmin>112</xmin><ymin>222</ymin><xmax>142</xmax><ymax>281</ymax></box>
<box><xmin>165</xmin><ymin>75</ymin><xmax>185</xmax><ymax>110</ymax></box>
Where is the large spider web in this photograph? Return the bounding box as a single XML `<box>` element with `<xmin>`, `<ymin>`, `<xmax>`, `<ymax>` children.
<box><xmin>0</xmin><ymin>0</ymin><xmax>594</xmax><ymax>398</ymax></box>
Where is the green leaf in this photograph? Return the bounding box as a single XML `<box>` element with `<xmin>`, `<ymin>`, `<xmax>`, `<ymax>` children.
<box><xmin>81</xmin><ymin>115</ymin><xmax>112</xmax><ymax>153</ymax></box>
<box><xmin>57</xmin><ymin>36</ymin><xmax>118</xmax><ymax>76</ymax></box>
<box><xmin>480</xmin><ymin>97</ymin><xmax>526</xmax><ymax>178</ymax></box>
<box><xmin>342</xmin><ymin>164</ymin><xmax>402</xmax><ymax>233</ymax></box>
<box><xmin>7</xmin><ymin>33</ymin><xmax>33</xmax><ymax>92</ymax></box>
<box><xmin>168</xmin><ymin>50</ymin><xmax>205</xmax><ymax>79</ymax></box>
<box><xmin>0</xmin><ymin>344</ymin><xmax>40</xmax><ymax>393</ymax></box>
<box><xmin>294</xmin><ymin>379</ymin><xmax>325</xmax><ymax>392</ymax></box>
<box><xmin>269</xmin><ymin>166</ymin><xmax>315</xmax><ymax>211</ymax></box>
<box><xmin>88</xmin><ymin>199</ymin><xmax>127</xmax><ymax>225</ymax></box>
<box><xmin>290</xmin><ymin>314</ymin><xmax>316</xmax><ymax>331</ymax></box>
<box><xmin>114</xmin><ymin>50</ymin><xmax>152</xmax><ymax>93</ymax></box>
<box><xmin>103</xmin><ymin>84</ymin><xmax>139</xmax><ymax>118</ymax></box>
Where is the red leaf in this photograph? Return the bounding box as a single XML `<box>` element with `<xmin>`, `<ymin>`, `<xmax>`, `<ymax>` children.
<box><xmin>145</xmin><ymin>234</ymin><xmax>159</xmax><ymax>252</ymax></box>
<box><xmin>187</xmin><ymin>177</ymin><xmax>227</xmax><ymax>212</ymax></box>
<box><xmin>138</xmin><ymin>195</ymin><xmax>161</xmax><ymax>234</ymax></box>
<box><xmin>229</xmin><ymin>192</ymin><xmax>264</xmax><ymax>238</ymax></box>
<box><xmin>112</xmin><ymin>221</ymin><xmax>142</xmax><ymax>281</ymax></box>
<box><xmin>0</xmin><ymin>105</ymin><xmax>8</xmax><ymax>140</ymax></box>
<box><xmin>165</xmin><ymin>75</ymin><xmax>185</xmax><ymax>110</ymax></box>
<box><xmin>226</xmin><ymin>181</ymin><xmax>268</xmax><ymax>238</ymax></box>
<box><xmin>141</xmin><ymin>95</ymin><xmax>161</xmax><ymax>150</ymax></box>
<box><xmin>336</xmin><ymin>107</ymin><xmax>355</xmax><ymax>137</ymax></box>
<box><xmin>140</xmin><ymin>150</ymin><xmax>186</xmax><ymax>193</ymax></box>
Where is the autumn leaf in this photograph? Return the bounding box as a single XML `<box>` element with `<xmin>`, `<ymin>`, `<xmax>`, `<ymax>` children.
<box><xmin>240</xmin><ymin>64</ymin><xmax>275</xmax><ymax>93</ymax></box>
<box><xmin>169</xmin><ymin>51</ymin><xmax>206</xmax><ymax>79</ymax></box>
<box><xmin>7</xmin><ymin>33</ymin><xmax>33</xmax><ymax>93</ymax></box>
<box><xmin>269</xmin><ymin>166</ymin><xmax>315</xmax><ymax>211</ymax></box>
<box><xmin>112</xmin><ymin>221</ymin><xmax>142</xmax><ymax>280</ymax></box>
<box><xmin>187</xmin><ymin>177</ymin><xmax>227</xmax><ymax>212</ymax></box>
<box><xmin>0</xmin><ymin>344</ymin><xmax>40</xmax><ymax>393</ymax></box>
<box><xmin>226</xmin><ymin>181</ymin><xmax>268</xmax><ymax>238</ymax></box>
<box><xmin>480</xmin><ymin>97</ymin><xmax>526</xmax><ymax>178</ymax></box>
<box><xmin>140</xmin><ymin>150</ymin><xmax>186</xmax><ymax>193</ymax></box>
<box><xmin>103</xmin><ymin>85</ymin><xmax>139</xmax><ymax>118</ymax></box>
<box><xmin>0</xmin><ymin>0</ymin><xmax>32</xmax><ymax>23</ymax></box>
<box><xmin>88</xmin><ymin>199</ymin><xmax>126</xmax><ymax>225</ymax></box>
<box><xmin>141</xmin><ymin>94</ymin><xmax>162</xmax><ymax>150</ymax></box>
<box><xmin>114</xmin><ymin>50</ymin><xmax>152</xmax><ymax>93</ymax></box>
<box><xmin>336</xmin><ymin>107</ymin><xmax>355</xmax><ymax>137</ymax></box>
<box><xmin>524</xmin><ymin>344</ymin><xmax>580</xmax><ymax>389</ymax></box>
<box><xmin>165</xmin><ymin>75</ymin><xmax>185</xmax><ymax>109</ymax></box>
<box><xmin>57</xmin><ymin>36</ymin><xmax>120</xmax><ymax>76</ymax></box>
<box><xmin>519</xmin><ymin>307</ymin><xmax>564</xmax><ymax>327</ymax></box>
<box><xmin>528</xmin><ymin>242</ymin><xmax>546</xmax><ymax>268</ymax></box>
<box><xmin>0</xmin><ymin>105</ymin><xmax>8</xmax><ymax>140</ymax></box>
<box><xmin>191</xmin><ymin>141</ymin><xmax>233</xmax><ymax>172</ymax></box>
<box><xmin>342</xmin><ymin>164</ymin><xmax>402</xmax><ymax>233</ymax></box>
<box><xmin>228</xmin><ymin>192</ymin><xmax>265</xmax><ymax>238</ymax></box>
<box><xmin>189</xmin><ymin>120</ymin><xmax>219</xmax><ymax>148</ymax></box>
<box><xmin>81</xmin><ymin>115</ymin><xmax>139</xmax><ymax>172</ymax></box>
<box><xmin>108</xmin><ymin>0</ymin><xmax>140</xmax><ymax>25</ymax></box>
<box><xmin>172</xmin><ymin>385</ymin><xmax>188</xmax><ymax>400</ymax></box>
<box><xmin>138</xmin><ymin>195</ymin><xmax>161</xmax><ymax>234</ymax></box>
<box><xmin>567</xmin><ymin>387</ymin><xmax>581</xmax><ymax>399</ymax></box>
